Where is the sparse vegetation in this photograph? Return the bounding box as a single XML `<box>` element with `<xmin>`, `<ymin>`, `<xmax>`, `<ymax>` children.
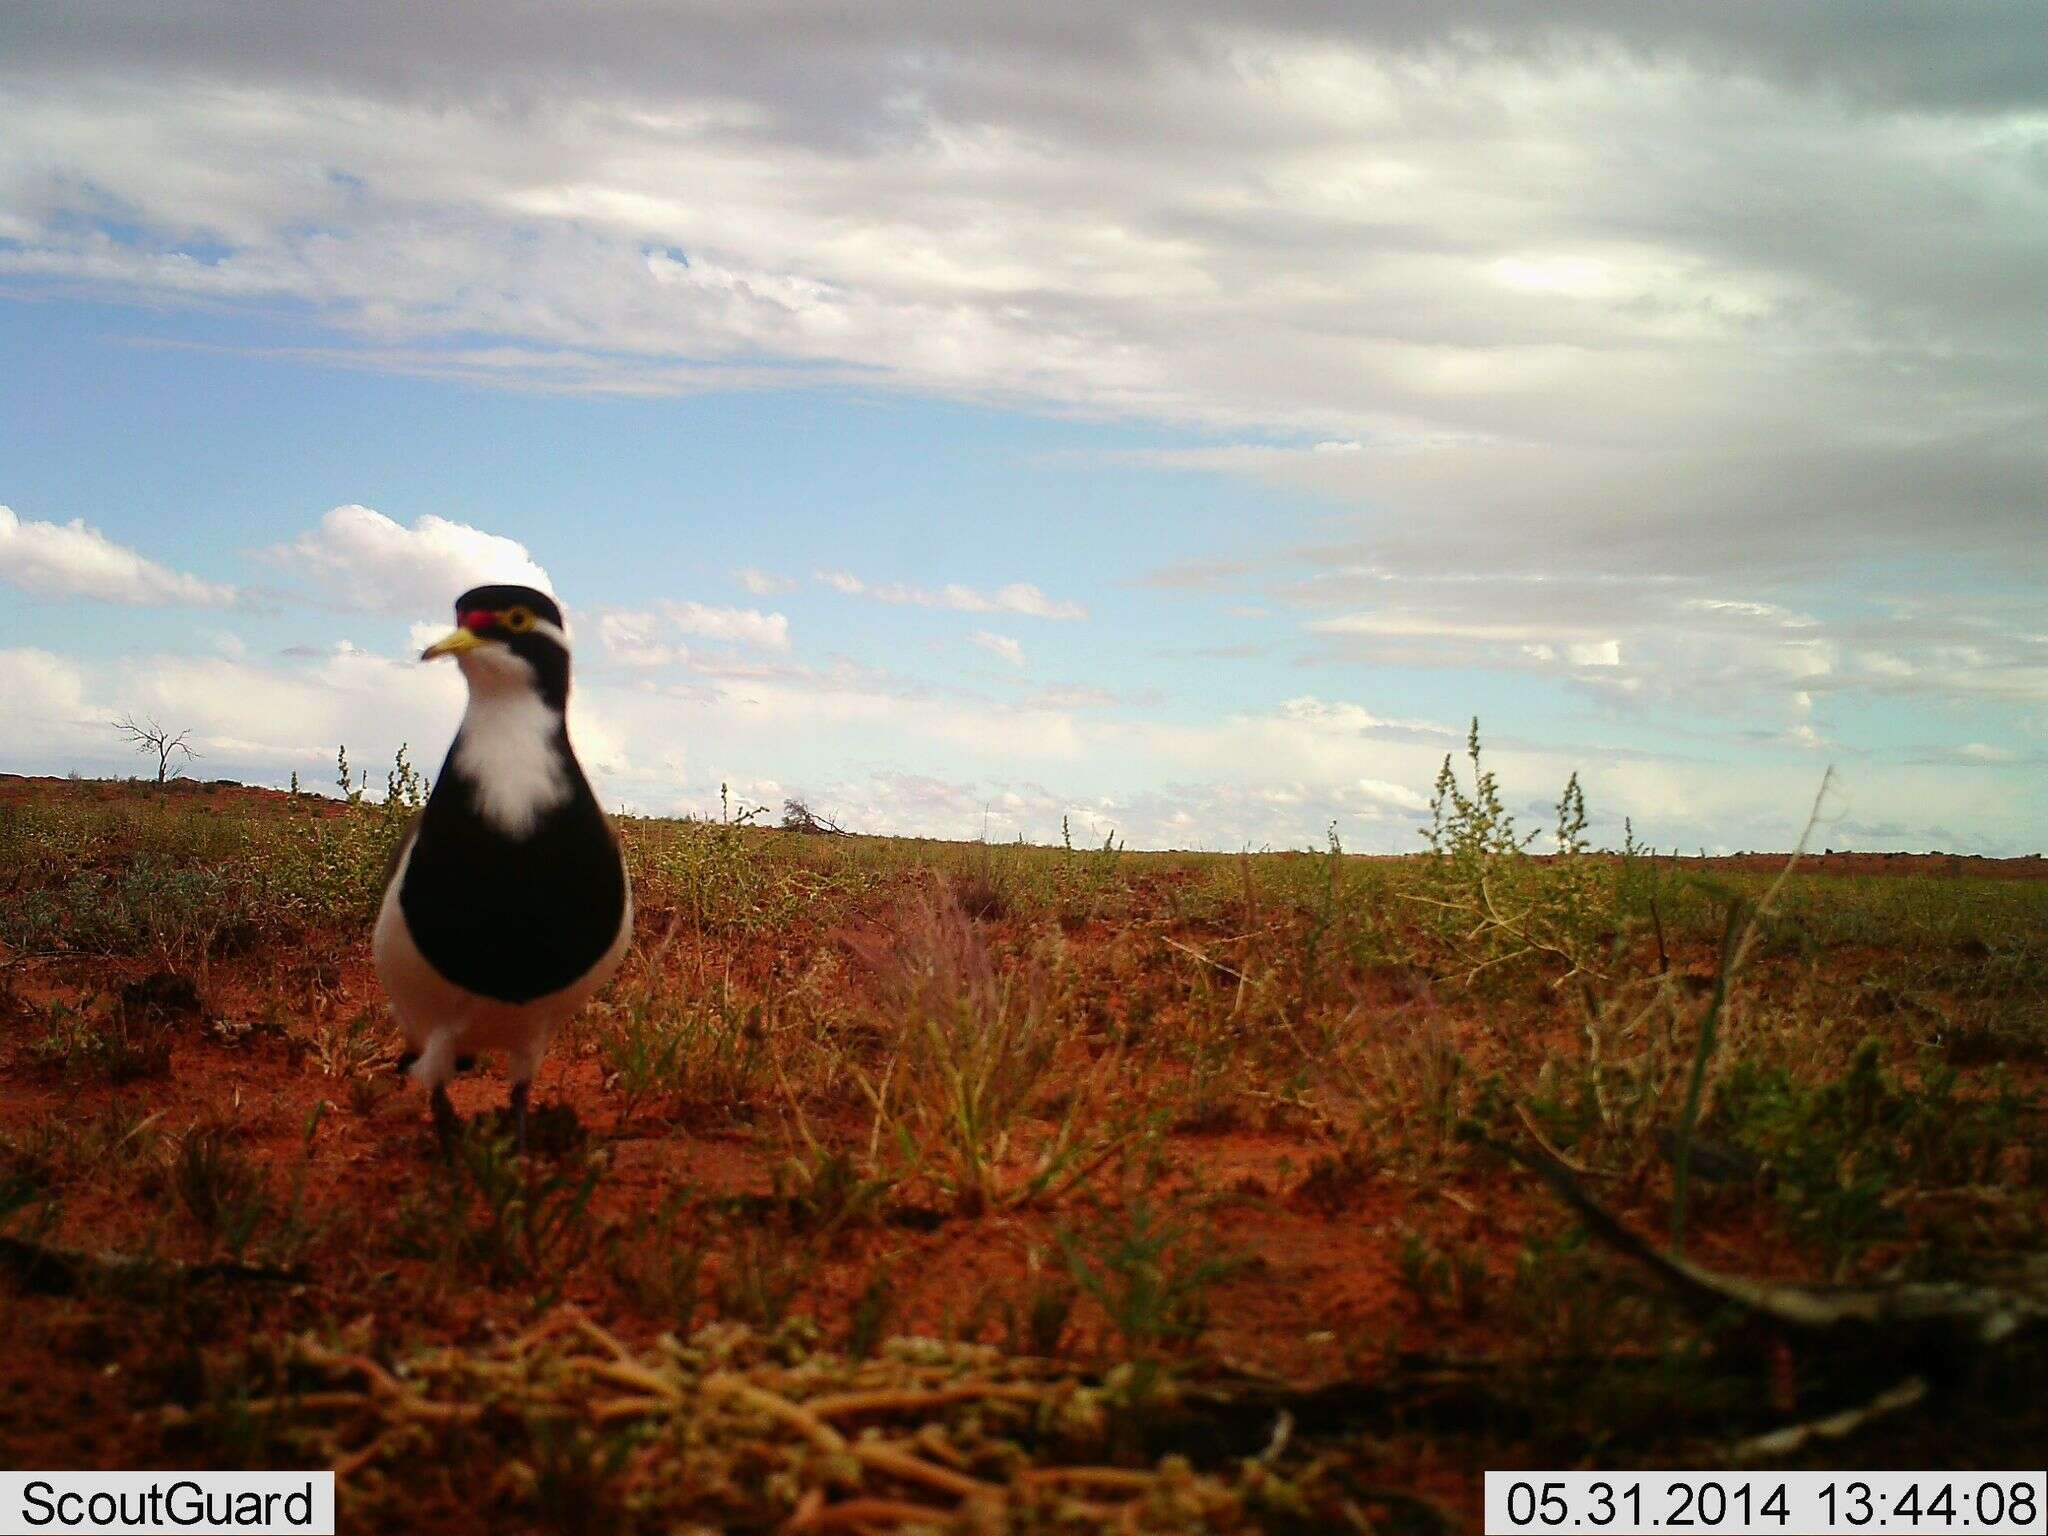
<box><xmin>2</xmin><ymin>749</ymin><xmax>2045</xmax><ymax>1530</ymax></box>
<box><xmin>1059</xmin><ymin>1196</ymin><xmax>1242</xmax><ymax>1363</ymax></box>
<box><xmin>393</xmin><ymin>1124</ymin><xmax>607</xmax><ymax>1296</ymax></box>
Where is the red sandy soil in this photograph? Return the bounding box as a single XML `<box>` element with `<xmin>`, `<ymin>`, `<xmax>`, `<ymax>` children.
<box><xmin>0</xmin><ymin>772</ymin><xmax>352</xmax><ymax>816</ymax></box>
<box><xmin>2</xmin><ymin>945</ymin><xmax>1574</xmax><ymax>1376</ymax></box>
<box><xmin>0</xmin><ymin>947</ymin><xmax>1612</xmax><ymax>1529</ymax></box>
<box><xmin>1</xmin><ymin>775</ymin><xmax>2040</xmax><ymax>1528</ymax></box>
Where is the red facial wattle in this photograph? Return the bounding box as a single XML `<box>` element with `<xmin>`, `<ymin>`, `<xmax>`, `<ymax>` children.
<box><xmin>460</xmin><ymin>610</ymin><xmax>494</xmax><ymax>632</ymax></box>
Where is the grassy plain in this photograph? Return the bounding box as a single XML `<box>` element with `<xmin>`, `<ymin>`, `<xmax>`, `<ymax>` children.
<box><xmin>1</xmin><ymin>751</ymin><xmax>2044</xmax><ymax>1533</ymax></box>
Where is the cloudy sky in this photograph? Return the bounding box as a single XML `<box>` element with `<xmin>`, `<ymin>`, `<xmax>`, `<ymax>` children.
<box><xmin>2</xmin><ymin>3</ymin><xmax>2043</xmax><ymax>852</ymax></box>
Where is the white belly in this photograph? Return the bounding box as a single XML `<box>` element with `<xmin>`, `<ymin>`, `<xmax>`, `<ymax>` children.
<box><xmin>372</xmin><ymin>839</ymin><xmax>632</xmax><ymax>1086</ymax></box>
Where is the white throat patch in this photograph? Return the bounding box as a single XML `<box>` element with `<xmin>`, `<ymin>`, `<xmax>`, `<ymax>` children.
<box><xmin>450</xmin><ymin>649</ymin><xmax>572</xmax><ymax>839</ymax></box>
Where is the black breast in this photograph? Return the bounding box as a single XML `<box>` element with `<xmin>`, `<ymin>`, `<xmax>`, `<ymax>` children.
<box><xmin>398</xmin><ymin>746</ymin><xmax>628</xmax><ymax>1004</ymax></box>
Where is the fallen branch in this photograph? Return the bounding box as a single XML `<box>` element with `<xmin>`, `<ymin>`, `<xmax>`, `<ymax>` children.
<box><xmin>1479</xmin><ymin>1129</ymin><xmax>2048</xmax><ymax>1342</ymax></box>
<box><xmin>1511</xmin><ymin>1102</ymin><xmax>1603</xmax><ymax>1179</ymax></box>
<box><xmin>0</xmin><ymin>1233</ymin><xmax>302</xmax><ymax>1296</ymax></box>
<box><xmin>1728</xmin><ymin>1377</ymin><xmax>1928</xmax><ymax>1464</ymax></box>
<box><xmin>1477</xmin><ymin>1121</ymin><xmax>2048</xmax><ymax>1468</ymax></box>
<box><xmin>1162</xmin><ymin>934</ymin><xmax>1254</xmax><ymax>986</ymax></box>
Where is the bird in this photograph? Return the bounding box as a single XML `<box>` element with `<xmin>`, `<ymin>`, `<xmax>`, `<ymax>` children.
<box><xmin>373</xmin><ymin>583</ymin><xmax>630</xmax><ymax>1155</ymax></box>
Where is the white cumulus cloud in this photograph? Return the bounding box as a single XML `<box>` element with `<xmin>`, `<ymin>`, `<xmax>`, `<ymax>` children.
<box><xmin>0</xmin><ymin>647</ymin><xmax>95</xmax><ymax>736</ymax></box>
<box><xmin>269</xmin><ymin>505</ymin><xmax>553</xmax><ymax>615</ymax></box>
<box><xmin>0</xmin><ymin>504</ymin><xmax>237</xmax><ymax>607</ymax></box>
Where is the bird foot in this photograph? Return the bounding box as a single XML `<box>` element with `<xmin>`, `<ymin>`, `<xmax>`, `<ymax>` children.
<box><xmin>430</xmin><ymin>1084</ymin><xmax>463</xmax><ymax>1161</ymax></box>
<box><xmin>509</xmin><ymin>1080</ymin><xmax>530</xmax><ymax>1157</ymax></box>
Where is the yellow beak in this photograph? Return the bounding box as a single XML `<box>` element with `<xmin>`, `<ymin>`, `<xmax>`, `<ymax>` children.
<box><xmin>421</xmin><ymin>628</ymin><xmax>486</xmax><ymax>661</ymax></box>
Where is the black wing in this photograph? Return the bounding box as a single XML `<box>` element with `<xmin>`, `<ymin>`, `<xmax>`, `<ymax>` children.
<box><xmin>398</xmin><ymin>752</ymin><xmax>627</xmax><ymax>1003</ymax></box>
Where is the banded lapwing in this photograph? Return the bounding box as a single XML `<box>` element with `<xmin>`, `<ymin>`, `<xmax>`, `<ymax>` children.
<box><xmin>374</xmin><ymin>584</ymin><xmax>631</xmax><ymax>1153</ymax></box>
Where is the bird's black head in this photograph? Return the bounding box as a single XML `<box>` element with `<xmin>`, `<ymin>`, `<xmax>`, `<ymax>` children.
<box><xmin>422</xmin><ymin>584</ymin><xmax>572</xmax><ymax>709</ymax></box>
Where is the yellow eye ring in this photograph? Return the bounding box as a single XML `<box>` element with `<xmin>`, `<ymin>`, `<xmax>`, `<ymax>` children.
<box><xmin>502</xmin><ymin>606</ymin><xmax>537</xmax><ymax>634</ymax></box>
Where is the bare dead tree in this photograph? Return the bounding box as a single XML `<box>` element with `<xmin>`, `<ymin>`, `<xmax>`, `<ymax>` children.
<box><xmin>112</xmin><ymin>713</ymin><xmax>200</xmax><ymax>786</ymax></box>
<box><xmin>780</xmin><ymin>796</ymin><xmax>849</xmax><ymax>835</ymax></box>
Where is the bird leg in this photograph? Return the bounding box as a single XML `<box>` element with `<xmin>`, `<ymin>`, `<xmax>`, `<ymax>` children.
<box><xmin>430</xmin><ymin>1084</ymin><xmax>463</xmax><ymax>1160</ymax></box>
<box><xmin>509</xmin><ymin>1080</ymin><xmax>530</xmax><ymax>1157</ymax></box>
